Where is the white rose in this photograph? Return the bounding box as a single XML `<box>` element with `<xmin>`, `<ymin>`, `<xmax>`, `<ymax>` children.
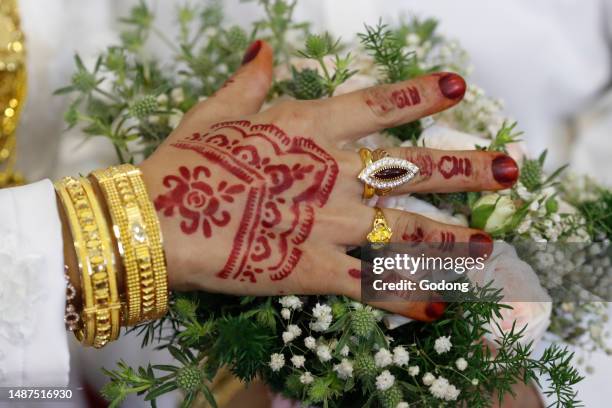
<box><xmin>471</xmin><ymin>193</ymin><xmax>516</xmax><ymax>233</ymax></box>
<box><xmin>468</xmin><ymin>242</ymin><xmax>552</xmax><ymax>347</ymax></box>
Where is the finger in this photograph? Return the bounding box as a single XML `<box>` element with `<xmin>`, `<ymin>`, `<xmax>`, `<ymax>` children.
<box><xmin>333</xmin><ymin>205</ymin><xmax>494</xmax><ymax>260</ymax></box>
<box><xmin>345</xmin><ymin>147</ymin><xmax>519</xmax><ymax>194</ymax></box>
<box><xmin>317</xmin><ymin>72</ymin><xmax>466</xmax><ymax>143</ymax></box>
<box><xmin>181</xmin><ymin>40</ymin><xmax>274</xmax><ymax>127</ymax></box>
<box><xmin>332</xmin><ymin>252</ymin><xmax>447</xmax><ymax>322</ymax></box>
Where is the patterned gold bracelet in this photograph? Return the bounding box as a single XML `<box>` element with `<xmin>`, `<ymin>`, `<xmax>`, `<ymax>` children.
<box><xmin>91</xmin><ymin>164</ymin><xmax>168</xmax><ymax>325</ymax></box>
<box><xmin>54</xmin><ymin>177</ymin><xmax>121</xmax><ymax>347</ymax></box>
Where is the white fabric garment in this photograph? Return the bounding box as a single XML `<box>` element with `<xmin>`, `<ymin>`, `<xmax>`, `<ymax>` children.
<box><xmin>0</xmin><ymin>0</ymin><xmax>610</xmax><ymax>406</ymax></box>
<box><xmin>0</xmin><ymin>180</ymin><xmax>68</xmax><ymax>386</ymax></box>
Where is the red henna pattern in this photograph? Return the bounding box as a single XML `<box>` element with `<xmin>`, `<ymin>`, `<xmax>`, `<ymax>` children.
<box><xmin>390</xmin><ymin>86</ymin><xmax>421</xmax><ymax>108</ymax></box>
<box><xmin>365</xmin><ymin>86</ymin><xmax>422</xmax><ymax>116</ymax></box>
<box><xmin>154</xmin><ymin>166</ymin><xmax>244</xmax><ymax>237</ymax></box>
<box><xmin>171</xmin><ymin>120</ymin><xmax>338</xmax><ymax>283</ymax></box>
<box><xmin>402</xmin><ymin>227</ymin><xmax>424</xmax><ymax>245</ymax></box>
<box><xmin>437</xmin><ymin>231</ymin><xmax>456</xmax><ymax>252</ymax></box>
<box><xmin>438</xmin><ymin>155</ymin><xmax>472</xmax><ymax>179</ymax></box>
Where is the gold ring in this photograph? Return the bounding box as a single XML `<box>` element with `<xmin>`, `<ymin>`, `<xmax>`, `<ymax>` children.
<box><xmin>359</xmin><ymin>148</ymin><xmax>375</xmax><ymax>199</ymax></box>
<box><xmin>358</xmin><ymin>148</ymin><xmax>420</xmax><ymax>197</ymax></box>
<box><xmin>366</xmin><ymin>207</ymin><xmax>393</xmax><ymax>244</ymax></box>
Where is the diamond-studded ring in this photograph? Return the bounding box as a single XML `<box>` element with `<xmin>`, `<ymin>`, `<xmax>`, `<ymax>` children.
<box><xmin>358</xmin><ymin>148</ymin><xmax>420</xmax><ymax>198</ymax></box>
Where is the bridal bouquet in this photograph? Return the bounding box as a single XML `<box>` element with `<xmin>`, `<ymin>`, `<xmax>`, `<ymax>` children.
<box><xmin>59</xmin><ymin>1</ymin><xmax>612</xmax><ymax>407</ymax></box>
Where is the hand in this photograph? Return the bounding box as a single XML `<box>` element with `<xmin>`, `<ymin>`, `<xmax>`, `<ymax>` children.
<box><xmin>139</xmin><ymin>40</ymin><xmax>519</xmax><ymax>320</ymax></box>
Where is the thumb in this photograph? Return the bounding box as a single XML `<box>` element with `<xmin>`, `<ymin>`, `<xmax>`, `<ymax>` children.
<box><xmin>188</xmin><ymin>40</ymin><xmax>274</xmax><ymax>123</ymax></box>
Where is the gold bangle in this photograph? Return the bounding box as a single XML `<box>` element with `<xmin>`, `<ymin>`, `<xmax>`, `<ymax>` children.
<box><xmin>54</xmin><ymin>177</ymin><xmax>121</xmax><ymax>347</ymax></box>
<box><xmin>91</xmin><ymin>164</ymin><xmax>168</xmax><ymax>325</ymax></box>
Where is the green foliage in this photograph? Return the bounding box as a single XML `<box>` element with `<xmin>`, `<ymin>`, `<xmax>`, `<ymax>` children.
<box><xmin>487</xmin><ymin>121</ymin><xmax>523</xmax><ymax>152</ymax></box>
<box><xmin>286</xmin><ymin>68</ymin><xmax>325</xmax><ymax>100</ymax></box>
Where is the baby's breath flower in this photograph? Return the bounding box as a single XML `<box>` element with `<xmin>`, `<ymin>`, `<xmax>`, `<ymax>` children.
<box><xmin>281</xmin><ymin>308</ymin><xmax>291</xmax><ymax>320</ymax></box>
<box><xmin>471</xmin><ymin>378</ymin><xmax>479</xmax><ymax>386</ymax></box>
<box><xmin>310</xmin><ymin>303</ymin><xmax>333</xmax><ymax>332</ymax></box>
<box><xmin>434</xmin><ymin>335</ymin><xmax>452</xmax><ymax>354</ymax></box>
<box><xmin>392</xmin><ymin>346</ymin><xmax>409</xmax><ymax>367</ymax></box>
<box><xmin>397</xmin><ymin>402</ymin><xmax>409</xmax><ymax>408</ymax></box>
<box><xmin>339</xmin><ymin>345</ymin><xmax>350</xmax><ymax>357</ymax></box>
<box><xmin>429</xmin><ymin>376</ymin><xmax>460</xmax><ymax>401</ymax></box>
<box><xmin>316</xmin><ymin>344</ymin><xmax>332</xmax><ymax>362</ymax></box>
<box><xmin>422</xmin><ymin>372</ymin><xmax>435</xmax><ymax>386</ymax></box>
<box><xmin>408</xmin><ymin>366</ymin><xmax>420</xmax><ymax>376</ymax></box>
<box><xmin>291</xmin><ymin>355</ymin><xmax>305</xmax><ymax>368</ymax></box>
<box><xmin>376</xmin><ymin>370</ymin><xmax>395</xmax><ymax>391</ymax></box>
<box><xmin>333</xmin><ymin>358</ymin><xmax>354</xmax><ymax>379</ymax></box>
<box><xmin>455</xmin><ymin>357</ymin><xmax>468</xmax><ymax>371</ymax></box>
<box><xmin>374</xmin><ymin>348</ymin><xmax>393</xmax><ymax>368</ymax></box>
<box><xmin>269</xmin><ymin>353</ymin><xmax>285</xmax><ymax>372</ymax></box>
<box><xmin>304</xmin><ymin>336</ymin><xmax>316</xmax><ymax>350</ymax></box>
<box><xmin>279</xmin><ymin>296</ymin><xmax>303</xmax><ymax>310</ymax></box>
<box><xmin>300</xmin><ymin>371</ymin><xmax>314</xmax><ymax>385</ymax></box>
<box><xmin>171</xmin><ymin>87</ymin><xmax>185</xmax><ymax>104</ymax></box>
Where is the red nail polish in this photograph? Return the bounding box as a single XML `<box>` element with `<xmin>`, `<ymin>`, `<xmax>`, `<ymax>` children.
<box><xmin>438</xmin><ymin>73</ymin><xmax>466</xmax><ymax>100</ymax></box>
<box><xmin>425</xmin><ymin>301</ymin><xmax>447</xmax><ymax>319</ymax></box>
<box><xmin>348</xmin><ymin>268</ymin><xmax>362</xmax><ymax>279</ymax></box>
<box><xmin>469</xmin><ymin>232</ymin><xmax>493</xmax><ymax>259</ymax></box>
<box><xmin>242</xmin><ymin>40</ymin><xmax>262</xmax><ymax>65</ymax></box>
<box><xmin>492</xmin><ymin>155</ymin><xmax>519</xmax><ymax>186</ymax></box>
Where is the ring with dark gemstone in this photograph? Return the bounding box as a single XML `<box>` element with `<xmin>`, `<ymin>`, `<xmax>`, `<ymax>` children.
<box><xmin>358</xmin><ymin>148</ymin><xmax>420</xmax><ymax>196</ymax></box>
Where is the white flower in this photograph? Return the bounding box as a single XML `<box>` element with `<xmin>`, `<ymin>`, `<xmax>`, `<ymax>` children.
<box><xmin>397</xmin><ymin>403</ymin><xmax>409</xmax><ymax>408</ymax></box>
<box><xmin>429</xmin><ymin>376</ymin><xmax>460</xmax><ymax>401</ymax></box>
<box><xmin>333</xmin><ymin>358</ymin><xmax>354</xmax><ymax>379</ymax></box>
<box><xmin>168</xmin><ymin>109</ymin><xmax>183</xmax><ymax>129</ymax></box>
<box><xmin>281</xmin><ymin>308</ymin><xmax>291</xmax><ymax>320</ymax></box>
<box><xmin>316</xmin><ymin>345</ymin><xmax>332</xmax><ymax>362</ymax></box>
<box><xmin>455</xmin><ymin>358</ymin><xmax>468</xmax><ymax>371</ymax></box>
<box><xmin>282</xmin><ymin>331</ymin><xmax>294</xmax><ymax>344</ymax></box>
<box><xmin>472</xmin><ymin>194</ymin><xmax>516</xmax><ymax>233</ymax></box>
<box><xmin>434</xmin><ymin>336</ymin><xmax>452</xmax><ymax>354</ymax></box>
<box><xmin>471</xmin><ymin>378</ymin><xmax>479</xmax><ymax>386</ymax></box>
<box><xmin>375</xmin><ymin>370</ymin><xmax>395</xmax><ymax>391</ymax></box>
<box><xmin>156</xmin><ymin>93</ymin><xmax>168</xmax><ymax>105</ymax></box>
<box><xmin>291</xmin><ymin>355</ymin><xmax>305</xmax><ymax>368</ymax></box>
<box><xmin>422</xmin><ymin>372</ymin><xmax>435</xmax><ymax>386</ymax></box>
<box><xmin>279</xmin><ymin>295</ymin><xmax>303</xmax><ymax>310</ymax></box>
<box><xmin>468</xmin><ymin>242</ymin><xmax>552</xmax><ymax>347</ymax></box>
<box><xmin>148</xmin><ymin>115</ymin><xmax>160</xmax><ymax>124</ymax></box>
<box><xmin>300</xmin><ymin>371</ymin><xmax>314</xmax><ymax>385</ymax></box>
<box><xmin>340</xmin><ymin>345</ymin><xmax>350</xmax><ymax>357</ymax></box>
<box><xmin>310</xmin><ymin>303</ymin><xmax>333</xmax><ymax>332</ymax></box>
<box><xmin>408</xmin><ymin>366</ymin><xmax>420</xmax><ymax>376</ymax></box>
<box><xmin>171</xmin><ymin>87</ymin><xmax>185</xmax><ymax>104</ymax></box>
<box><xmin>269</xmin><ymin>353</ymin><xmax>285</xmax><ymax>372</ymax></box>
<box><xmin>304</xmin><ymin>336</ymin><xmax>316</xmax><ymax>350</ymax></box>
<box><xmin>392</xmin><ymin>346</ymin><xmax>409</xmax><ymax>367</ymax></box>
<box><xmin>282</xmin><ymin>325</ymin><xmax>302</xmax><ymax>344</ymax></box>
<box><xmin>374</xmin><ymin>348</ymin><xmax>393</xmax><ymax>368</ymax></box>
<box><xmin>288</xmin><ymin>324</ymin><xmax>301</xmax><ymax>336</ymax></box>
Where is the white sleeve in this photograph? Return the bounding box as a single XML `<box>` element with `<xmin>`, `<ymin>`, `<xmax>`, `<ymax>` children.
<box><xmin>0</xmin><ymin>179</ymin><xmax>69</xmax><ymax>386</ymax></box>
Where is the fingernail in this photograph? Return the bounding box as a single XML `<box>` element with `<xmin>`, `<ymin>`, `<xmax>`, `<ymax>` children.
<box><xmin>469</xmin><ymin>232</ymin><xmax>493</xmax><ymax>259</ymax></box>
<box><xmin>425</xmin><ymin>301</ymin><xmax>447</xmax><ymax>319</ymax></box>
<box><xmin>438</xmin><ymin>73</ymin><xmax>466</xmax><ymax>100</ymax></box>
<box><xmin>492</xmin><ymin>155</ymin><xmax>519</xmax><ymax>186</ymax></box>
<box><xmin>242</xmin><ymin>40</ymin><xmax>262</xmax><ymax>65</ymax></box>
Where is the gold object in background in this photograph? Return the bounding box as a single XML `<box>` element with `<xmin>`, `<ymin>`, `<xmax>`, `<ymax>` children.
<box><xmin>0</xmin><ymin>0</ymin><xmax>26</xmax><ymax>188</ymax></box>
